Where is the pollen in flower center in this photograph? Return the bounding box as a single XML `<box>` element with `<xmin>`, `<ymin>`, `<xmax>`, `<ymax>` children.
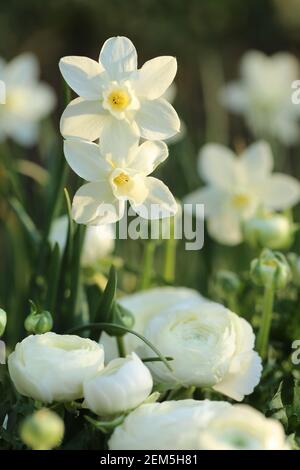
<box><xmin>113</xmin><ymin>172</ymin><xmax>130</xmax><ymax>186</ymax></box>
<box><xmin>232</xmin><ymin>194</ymin><xmax>250</xmax><ymax>208</ymax></box>
<box><xmin>108</xmin><ymin>89</ymin><xmax>130</xmax><ymax>110</ymax></box>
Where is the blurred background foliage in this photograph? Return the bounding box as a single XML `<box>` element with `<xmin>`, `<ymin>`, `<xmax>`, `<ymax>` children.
<box><xmin>1</xmin><ymin>0</ymin><xmax>300</xmax><ymax>342</ymax></box>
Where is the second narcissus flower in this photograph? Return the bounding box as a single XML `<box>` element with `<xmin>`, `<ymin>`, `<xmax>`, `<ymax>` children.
<box><xmin>184</xmin><ymin>141</ymin><xmax>300</xmax><ymax>245</ymax></box>
<box><xmin>59</xmin><ymin>36</ymin><xmax>180</xmax><ymax>161</ymax></box>
<box><xmin>64</xmin><ymin>138</ymin><xmax>177</xmax><ymax>225</ymax></box>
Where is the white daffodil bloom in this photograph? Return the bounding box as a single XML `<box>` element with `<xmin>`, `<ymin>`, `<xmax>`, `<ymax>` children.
<box><xmin>220</xmin><ymin>50</ymin><xmax>300</xmax><ymax>145</ymax></box>
<box><xmin>0</xmin><ymin>53</ymin><xmax>56</xmax><ymax>146</ymax></box>
<box><xmin>101</xmin><ymin>288</ymin><xmax>261</xmax><ymax>401</ymax></box>
<box><xmin>184</xmin><ymin>141</ymin><xmax>300</xmax><ymax>245</ymax></box>
<box><xmin>83</xmin><ymin>353</ymin><xmax>153</xmax><ymax>416</ymax></box>
<box><xmin>197</xmin><ymin>405</ymin><xmax>290</xmax><ymax>450</ymax></box>
<box><xmin>49</xmin><ymin>215</ymin><xmax>115</xmax><ymax>266</ymax></box>
<box><xmin>59</xmin><ymin>36</ymin><xmax>180</xmax><ymax>160</ymax></box>
<box><xmin>8</xmin><ymin>333</ymin><xmax>104</xmax><ymax>403</ymax></box>
<box><xmin>64</xmin><ymin>138</ymin><xmax>177</xmax><ymax>225</ymax></box>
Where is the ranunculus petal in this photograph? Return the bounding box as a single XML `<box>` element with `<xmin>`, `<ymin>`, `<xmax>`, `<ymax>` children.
<box><xmin>128</xmin><ymin>141</ymin><xmax>168</xmax><ymax>175</ymax></box>
<box><xmin>60</xmin><ymin>97</ymin><xmax>108</xmax><ymax>141</ymax></box>
<box><xmin>135</xmin><ymin>98</ymin><xmax>180</xmax><ymax>140</ymax></box>
<box><xmin>241</xmin><ymin>141</ymin><xmax>273</xmax><ymax>181</ymax></box>
<box><xmin>99</xmin><ymin>36</ymin><xmax>137</xmax><ymax>79</ymax></box>
<box><xmin>199</xmin><ymin>144</ymin><xmax>237</xmax><ymax>189</ymax></box>
<box><xmin>59</xmin><ymin>56</ymin><xmax>106</xmax><ymax>99</ymax></box>
<box><xmin>134</xmin><ymin>56</ymin><xmax>177</xmax><ymax>100</ymax></box>
<box><xmin>72</xmin><ymin>181</ymin><xmax>123</xmax><ymax>225</ymax></box>
<box><xmin>64</xmin><ymin>139</ymin><xmax>110</xmax><ymax>181</ymax></box>
<box><xmin>99</xmin><ymin>117</ymin><xmax>139</xmax><ymax>164</ymax></box>
<box><xmin>183</xmin><ymin>186</ymin><xmax>223</xmax><ymax>217</ymax></box>
<box><xmin>262</xmin><ymin>173</ymin><xmax>300</xmax><ymax>210</ymax></box>
<box><xmin>207</xmin><ymin>211</ymin><xmax>242</xmax><ymax>246</ymax></box>
<box><xmin>131</xmin><ymin>177</ymin><xmax>177</xmax><ymax>219</ymax></box>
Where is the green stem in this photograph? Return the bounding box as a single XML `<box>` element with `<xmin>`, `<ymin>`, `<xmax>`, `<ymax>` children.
<box><xmin>163</xmin><ymin>238</ymin><xmax>176</xmax><ymax>283</ymax></box>
<box><xmin>139</xmin><ymin>241</ymin><xmax>155</xmax><ymax>290</ymax></box>
<box><xmin>256</xmin><ymin>284</ymin><xmax>275</xmax><ymax>360</ymax></box>
<box><xmin>116</xmin><ymin>336</ymin><xmax>126</xmax><ymax>358</ymax></box>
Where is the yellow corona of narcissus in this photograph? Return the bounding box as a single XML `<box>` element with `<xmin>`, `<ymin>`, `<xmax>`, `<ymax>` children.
<box><xmin>59</xmin><ymin>36</ymin><xmax>180</xmax><ymax>161</ymax></box>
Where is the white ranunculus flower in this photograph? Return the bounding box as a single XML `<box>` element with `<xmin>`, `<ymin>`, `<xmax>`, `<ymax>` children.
<box><xmin>109</xmin><ymin>399</ymin><xmax>231</xmax><ymax>450</ymax></box>
<box><xmin>49</xmin><ymin>215</ymin><xmax>115</xmax><ymax>266</ymax></box>
<box><xmin>8</xmin><ymin>333</ymin><xmax>104</xmax><ymax>403</ymax></box>
<box><xmin>63</xmin><ymin>138</ymin><xmax>177</xmax><ymax>225</ymax></box>
<box><xmin>184</xmin><ymin>141</ymin><xmax>300</xmax><ymax>245</ymax></box>
<box><xmin>0</xmin><ymin>53</ymin><xmax>56</xmax><ymax>146</ymax></box>
<box><xmin>59</xmin><ymin>36</ymin><xmax>180</xmax><ymax>160</ymax></box>
<box><xmin>198</xmin><ymin>405</ymin><xmax>290</xmax><ymax>450</ymax></box>
<box><xmin>101</xmin><ymin>286</ymin><xmax>206</xmax><ymax>361</ymax></box>
<box><xmin>83</xmin><ymin>353</ymin><xmax>153</xmax><ymax>416</ymax></box>
<box><xmin>220</xmin><ymin>50</ymin><xmax>300</xmax><ymax>145</ymax></box>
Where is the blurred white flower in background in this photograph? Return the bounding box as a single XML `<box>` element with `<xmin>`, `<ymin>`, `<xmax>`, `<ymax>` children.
<box><xmin>50</xmin><ymin>215</ymin><xmax>115</xmax><ymax>267</ymax></box>
<box><xmin>184</xmin><ymin>141</ymin><xmax>300</xmax><ymax>245</ymax></box>
<box><xmin>8</xmin><ymin>333</ymin><xmax>104</xmax><ymax>403</ymax></box>
<box><xmin>102</xmin><ymin>287</ymin><xmax>261</xmax><ymax>401</ymax></box>
<box><xmin>0</xmin><ymin>53</ymin><xmax>55</xmax><ymax>146</ymax></box>
<box><xmin>197</xmin><ymin>404</ymin><xmax>290</xmax><ymax>450</ymax></box>
<box><xmin>63</xmin><ymin>138</ymin><xmax>177</xmax><ymax>225</ymax></box>
<box><xmin>109</xmin><ymin>399</ymin><xmax>289</xmax><ymax>450</ymax></box>
<box><xmin>83</xmin><ymin>352</ymin><xmax>153</xmax><ymax>416</ymax></box>
<box><xmin>59</xmin><ymin>36</ymin><xmax>180</xmax><ymax>161</ymax></box>
<box><xmin>220</xmin><ymin>50</ymin><xmax>300</xmax><ymax>145</ymax></box>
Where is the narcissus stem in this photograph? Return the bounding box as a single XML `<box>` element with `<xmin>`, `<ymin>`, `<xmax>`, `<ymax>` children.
<box><xmin>256</xmin><ymin>284</ymin><xmax>275</xmax><ymax>360</ymax></box>
<box><xmin>140</xmin><ymin>241</ymin><xmax>155</xmax><ymax>290</ymax></box>
<box><xmin>163</xmin><ymin>237</ymin><xmax>176</xmax><ymax>283</ymax></box>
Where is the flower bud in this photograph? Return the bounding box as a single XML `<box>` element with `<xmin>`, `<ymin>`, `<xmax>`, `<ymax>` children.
<box><xmin>250</xmin><ymin>249</ymin><xmax>291</xmax><ymax>289</ymax></box>
<box><xmin>214</xmin><ymin>270</ymin><xmax>242</xmax><ymax>297</ymax></box>
<box><xmin>24</xmin><ymin>302</ymin><xmax>53</xmax><ymax>334</ymax></box>
<box><xmin>20</xmin><ymin>408</ymin><xmax>64</xmax><ymax>450</ymax></box>
<box><xmin>0</xmin><ymin>308</ymin><xmax>7</xmax><ymax>337</ymax></box>
<box><xmin>287</xmin><ymin>253</ymin><xmax>300</xmax><ymax>286</ymax></box>
<box><xmin>243</xmin><ymin>213</ymin><xmax>294</xmax><ymax>250</ymax></box>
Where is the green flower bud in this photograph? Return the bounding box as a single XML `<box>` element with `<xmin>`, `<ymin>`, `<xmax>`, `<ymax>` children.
<box><xmin>20</xmin><ymin>408</ymin><xmax>64</xmax><ymax>450</ymax></box>
<box><xmin>0</xmin><ymin>308</ymin><xmax>7</xmax><ymax>337</ymax></box>
<box><xmin>287</xmin><ymin>252</ymin><xmax>300</xmax><ymax>286</ymax></box>
<box><xmin>24</xmin><ymin>302</ymin><xmax>53</xmax><ymax>334</ymax></box>
<box><xmin>250</xmin><ymin>249</ymin><xmax>291</xmax><ymax>290</ymax></box>
<box><xmin>214</xmin><ymin>270</ymin><xmax>242</xmax><ymax>297</ymax></box>
<box><xmin>243</xmin><ymin>213</ymin><xmax>294</xmax><ymax>250</ymax></box>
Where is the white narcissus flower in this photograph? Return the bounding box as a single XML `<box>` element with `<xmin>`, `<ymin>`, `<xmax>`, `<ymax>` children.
<box><xmin>59</xmin><ymin>36</ymin><xmax>180</xmax><ymax>160</ymax></box>
<box><xmin>8</xmin><ymin>333</ymin><xmax>104</xmax><ymax>403</ymax></box>
<box><xmin>101</xmin><ymin>288</ymin><xmax>261</xmax><ymax>401</ymax></box>
<box><xmin>109</xmin><ymin>400</ymin><xmax>289</xmax><ymax>450</ymax></box>
<box><xmin>220</xmin><ymin>51</ymin><xmax>300</xmax><ymax>145</ymax></box>
<box><xmin>83</xmin><ymin>353</ymin><xmax>153</xmax><ymax>416</ymax></box>
<box><xmin>184</xmin><ymin>141</ymin><xmax>300</xmax><ymax>245</ymax></box>
<box><xmin>109</xmin><ymin>399</ymin><xmax>231</xmax><ymax>450</ymax></box>
<box><xmin>64</xmin><ymin>138</ymin><xmax>177</xmax><ymax>225</ymax></box>
<box><xmin>49</xmin><ymin>215</ymin><xmax>115</xmax><ymax>266</ymax></box>
<box><xmin>0</xmin><ymin>53</ymin><xmax>56</xmax><ymax>146</ymax></box>
<box><xmin>197</xmin><ymin>405</ymin><xmax>290</xmax><ymax>450</ymax></box>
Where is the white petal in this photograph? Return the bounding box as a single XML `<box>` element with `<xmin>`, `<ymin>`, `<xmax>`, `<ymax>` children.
<box><xmin>6</xmin><ymin>119</ymin><xmax>38</xmax><ymax>146</ymax></box>
<box><xmin>59</xmin><ymin>56</ymin><xmax>106</xmax><ymax>99</ymax></box>
<box><xmin>72</xmin><ymin>182</ymin><xmax>123</xmax><ymax>225</ymax></box>
<box><xmin>60</xmin><ymin>97</ymin><xmax>108</xmax><ymax>141</ymax></box>
<box><xmin>135</xmin><ymin>98</ymin><xmax>180</xmax><ymax>140</ymax></box>
<box><xmin>11</xmin><ymin>84</ymin><xmax>56</xmax><ymax>120</ymax></box>
<box><xmin>213</xmin><ymin>351</ymin><xmax>262</xmax><ymax>401</ymax></box>
<box><xmin>241</xmin><ymin>141</ymin><xmax>273</xmax><ymax>181</ymax></box>
<box><xmin>128</xmin><ymin>141</ymin><xmax>168</xmax><ymax>175</ymax></box>
<box><xmin>220</xmin><ymin>82</ymin><xmax>247</xmax><ymax>113</ymax></box>
<box><xmin>64</xmin><ymin>139</ymin><xmax>110</xmax><ymax>181</ymax></box>
<box><xmin>207</xmin><ymin>211</ymin><xmax>242</xmax><ymax>245</ymax></box>
<box><xmin>99</xmin><ymin>36</ymin><xmax>137</xmax><ymax>79</ymax></box>
<box><xmin>131</xmin><ymin>177</ymin><xmax>177</xmax><ymax>219</ymax></box>
<box><xmin>262</xmin><ymin>174</ymin><xmax>300</xmax><ymax>210</ymax></box>
<box><xmin>183</xmin><ymin>186</ymin><xmax>223</xmax><ymax>217</ymax></box>
<box><xmin>5</xmin><ymin>53</ymin><xmax>39</xmax><ymax>85</ymax></box>
<box><xmin>134</xmin><ymin>56</ymin><xmax>177</xmax><ymax>100</ymax></box>
<box><xmin>199</xmin><ymin>144</ymin><xmax>238</xmax><ymax>190</ymax></box>
<box><xmin>100</xmin><ymin>118</ymin><xmax>139</xmax><ymax>164</ymax></box>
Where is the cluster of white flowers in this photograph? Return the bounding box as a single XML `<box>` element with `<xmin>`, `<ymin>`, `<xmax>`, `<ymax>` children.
<box><xmin>184</xmin><ymin>141</ymin><xmax>300</xmax><ymax>245</ymax></box>
<box><xmin>59</xmin><ymin>36</ymin><xmax>180</xmax><ymax>225</ymax></box>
